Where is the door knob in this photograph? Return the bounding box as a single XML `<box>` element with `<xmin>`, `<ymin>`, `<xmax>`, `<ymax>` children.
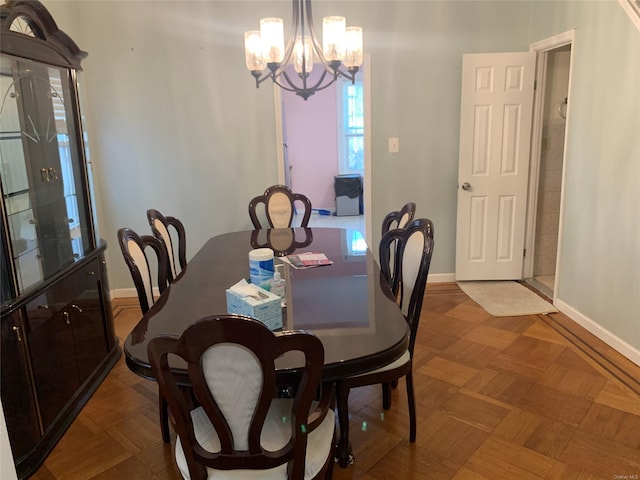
<box><xmin>461</xmin><ymin>182</ymin><xmax>472</xmax><ymax>191</ymax></box>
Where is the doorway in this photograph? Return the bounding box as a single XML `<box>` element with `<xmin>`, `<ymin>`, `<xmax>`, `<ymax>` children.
<box><xmin>274</xmin><ymin>57</ymin><xmax>372</xmax><ymax>243</ymax></box>
<box><xmin>524</xmin><ymin>31</ymin><xmax>574</xmax><ymax>301</ymax></box>
<box><xmin>454</xmin><ymin>31</ymin><xmax>574</xmax><ymax>296</ymax></box>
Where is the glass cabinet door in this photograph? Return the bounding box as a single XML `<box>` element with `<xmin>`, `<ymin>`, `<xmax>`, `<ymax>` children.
<box><xmin>0</xmin><ymin>53</ymin><xmax>92</xmax><ymax>296</ymax></box>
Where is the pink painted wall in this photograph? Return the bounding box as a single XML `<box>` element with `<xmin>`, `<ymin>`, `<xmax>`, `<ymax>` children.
<box><xmin>281</xmin><ymin>66</ymin><xmax>338</xmax><ymax>211</ymax></box>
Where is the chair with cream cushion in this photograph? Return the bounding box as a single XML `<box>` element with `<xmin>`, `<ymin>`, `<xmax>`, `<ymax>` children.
<box><xmin>249</xmin><ymin>185</ymin><xmax>312</xmax><ymax>229</ymax></box>
<box><xmin>117</xmin><ymin>227</ymin><xmax>169</xmax><ymax>314</ymax></box>
<box><xmin>381</xmin><ymin>202</ymin><xmax>416</xmax><ymax>235</ymax></box>
<box><xmin>335</xmin><ymin>218</ymin><xmax>434</xmax><ymax>467</ymax></box>
<box><xmin>147</xmin><ymin>208</ymin><xmax>187</xmax><ymax>282</ymax></box>
<box><xmin>381</xmin><ymin>202</ymin><xmax>417</xmax><ymax>302</ymax></box>
<box><xmin>148</xmin><ymin>314</ymin><xmax>336</xmax><ymax>480</ymax></box>
<box><xmin>117</xmin><ymin>227</ymin><xmax>172</xmax><ymax>442</ymax></box>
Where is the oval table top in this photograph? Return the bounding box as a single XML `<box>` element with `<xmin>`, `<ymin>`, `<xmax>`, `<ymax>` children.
<box><xmin>124</xmin><ymin>227</ymin><xmax>409</xmax><ymax>383</ymax></box>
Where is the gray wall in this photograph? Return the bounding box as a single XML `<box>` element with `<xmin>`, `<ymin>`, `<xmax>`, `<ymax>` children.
<box><xmin>44</xmin><ymin>1</ymin><xmax>639</xmax><ymax>356</ymax></box>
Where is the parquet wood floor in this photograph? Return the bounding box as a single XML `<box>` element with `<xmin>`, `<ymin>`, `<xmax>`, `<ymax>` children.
<box><xmin>31</xmin><ymin>283</ymin><xmax>640</xmax><ymax>480</ymax></box>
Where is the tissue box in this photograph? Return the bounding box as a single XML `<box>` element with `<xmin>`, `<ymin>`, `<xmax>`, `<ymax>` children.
<box><xmin>226</xmin><ymin>281</ymin><xmax>283</xmax><ymax>331</ymax></box>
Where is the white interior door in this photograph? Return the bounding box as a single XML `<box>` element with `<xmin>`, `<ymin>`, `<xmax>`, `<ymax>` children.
<box><xmin>455</xmin><ymin>51</ymin><xmax>536</xmax><ymax>280</ymax></box>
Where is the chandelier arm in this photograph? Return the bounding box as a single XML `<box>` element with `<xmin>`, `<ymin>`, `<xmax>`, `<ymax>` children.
<box><xmin>278</xmin><ymin>68</ymin><xmax>330</xmax><ymax>93</ymax></box>
<box><xmin>272</xmin><ymin>76</ymin><xmax>310</xmax><ymax>94</ymax></box>
<box><xmin>272</xmin><ymin>0</ymin><xmax>320</xmax><ymax>84</ymax></box>
<box><xmin>252</xmin><ymin>69</ymin><xmax>276</xmax><ymax>88</ymax></box>
<box><xmin>303</xmin><ymin>0</ymin><xmax>330</xmax><ymax>67</ymax></box>
<box><xmin>303</xmin><ymin>76</ymin><xmax>341</xmax><ymax>93</ymax></box>
<box><xmin>335</xmin><ymin>66</ymin><xmax>360</xmax><ymax>84</ymax></box>
<box><xmin>274</xmin><ymin>0</ymin><xmax>325</xmax><ymax>96</ymax></box>
<box><xmin>275</xmin><ymin>69</ymin><xmax>338</xmax><ymax>100</ymax></box>
<box><xmin>276</xmin><ymin>0</ymin><xmax>301</xmax><ymax>77</ymax></box>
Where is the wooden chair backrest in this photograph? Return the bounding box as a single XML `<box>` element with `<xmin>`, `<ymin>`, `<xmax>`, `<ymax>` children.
<box><xmin>117</xmin><ymin>227</ymin><xmax>169</xmax><ymax>313</ymax></box>
<box><xmin>147</xmin><ymin>208</ymin><xmax>187</xmax><ymax>282</ymax></box>
<box><xmin>379</xmin><ymin>218</ymin><xmax>434</xmax><ymax>356</ymax></box>
<box><xmin>249</xmin><ymin>185</ymin><xmax>312</xmax><ymax>229</ymax></box>
<box><xmin>147</xmin><ymin>315</ymin><xmax>329</xmax><ymax>479</ymax></box>
<box><xmin>381</xmin><ymin>202</ymin><xmax>416</xmax><ymax>236</ymax></box>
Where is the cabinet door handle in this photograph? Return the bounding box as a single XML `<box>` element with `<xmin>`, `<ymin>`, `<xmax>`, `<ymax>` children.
<box><xmin>70</xmin><ymin>304</ymin><xmax>83</xmax><ymax>313</ymax></box>
<box><xmin>37</xmin><ymin>304</ymin><xmax>49</xmax><ymax>309</ymax></box>
<box><xmin>63</xmin><ymin>311</ymin><xmax>71</xmax><ymax>325</ymax></box>
<box><xmin>86</xmin><ymin>271</ymin><xmax>96</xmax><ymax>276</ymax></box>
<box><xmin>41</xmin><ymin>168</ymin><xmax>49</xmax><ymax>182</ymax></box>
<box><xmin>12</xmin><ymin>326</ymin><xmax>23</xmax><ymax>342</ymax></box>
<box><xmin>49</xmin><ymin>167</ymin><xmax>59</xmax><ymax>180</ymax></box>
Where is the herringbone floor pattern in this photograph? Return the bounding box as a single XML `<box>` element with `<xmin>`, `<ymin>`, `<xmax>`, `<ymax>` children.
<box><xmin>31</xmin><ymin>283</ymin><xmax>640</xmax><ymax>480</ymax></box>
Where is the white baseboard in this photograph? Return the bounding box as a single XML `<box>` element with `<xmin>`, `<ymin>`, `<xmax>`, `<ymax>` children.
<box><xmin>556</xmin><ymin>298</ymin><xmax>640</xmax><ymax>368</ymax></box>
<box><xmin>111</xmin><ymin>287</ymin><xmax>148</xmax><ymax>299</ymax></box>
<box><xmin>428</xmin><ymin>273</ymin><xmax>456</xmax><ymax>283</ymax></box>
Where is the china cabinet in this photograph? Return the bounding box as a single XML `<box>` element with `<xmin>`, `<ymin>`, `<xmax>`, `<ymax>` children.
<box><xmin>0</xmin><ymin>2</ymin><xmax>120</xmax><ymax>478</ymax></box>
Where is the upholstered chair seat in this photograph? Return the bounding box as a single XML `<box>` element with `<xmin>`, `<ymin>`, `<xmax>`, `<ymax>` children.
<box><xmin>176</xmin><ymin>399</ymin><xmax>334</xmax><ymax>480</ymax></box>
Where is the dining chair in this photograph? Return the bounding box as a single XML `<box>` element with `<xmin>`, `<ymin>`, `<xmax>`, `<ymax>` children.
<box><xmin>146</xmin><ymin>208</ymin><xmax>187</xmax><ymax>282</ymax></box>
<box><xmin>249</xmin><ymin>184</ymin><xmax>312</xmax><ymax>229</ymax></box>
<box><xmin>147</xmin><ymin>314</ymin><xmax>336</xmax><ymax>480</ymax></box>
<box><xmin>381</xmin><ymin>202</ymin><xmax>416</xmax><ymax>303</ymax></box>
<box><xmin>335</xmin><ymin>218</ymin><xmax>434</xmax><ymax>467</ymax></box>
<box><xmin>117</xmin><ymin>227</ymin><xmax>169</xmax><ymax>314</ymax></box>
<box><xmin>117</xmin><ymin>227</ymin><xmax>173</xmax><ymax>443</ymax></box>
<box><xmin>381</xmin><ymin>202</ymin><xmax>416</xmax><ymax>236</ymax></box>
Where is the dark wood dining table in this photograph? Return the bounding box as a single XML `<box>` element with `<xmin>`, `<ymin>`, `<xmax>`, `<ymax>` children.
<box><xmin>123</xmin><ymin>227</ymin><xmax>409</xmax><ymax>465</ymax></box>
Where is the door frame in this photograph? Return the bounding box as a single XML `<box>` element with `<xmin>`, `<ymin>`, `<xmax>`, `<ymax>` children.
<box><xmin>524</xmin><ymin>29</ymin><xmax>575</xmax><ymax>303</ymax></box>
<box><xmin>274</xmin><ymin>55</ymin><xmax>373</xmax><ymax>245</ymax></box>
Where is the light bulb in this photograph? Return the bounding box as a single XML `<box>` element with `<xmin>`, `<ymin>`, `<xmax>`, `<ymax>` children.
<box><xmin>293</xmin><ymin>36</ymin><xmax>314</xmax><ymax>74</ymax></box>
<box><xmin>260</xmin><ymin>17</ymin><xmax>285</xmax><ymax>64</ymax></box>
<box><xmin>344</xmin><ymin>27</ymin><xmax>363</xmax><ymax>68</ymax></box>
<box><xmin>244</xmin><ymin>31</ymin><xmax>266</xmax><ymax>71</ymax></box>
<box><xmin>323</xmin><ymin>16</ymin><xmax>346</xmax><ymax>62</ymax></box>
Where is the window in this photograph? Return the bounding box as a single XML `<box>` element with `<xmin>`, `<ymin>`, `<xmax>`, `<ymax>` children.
<box><xmin>337</xmin><ymin>78</ymin><xmax>364</xmax><ymax>174</ymax></box>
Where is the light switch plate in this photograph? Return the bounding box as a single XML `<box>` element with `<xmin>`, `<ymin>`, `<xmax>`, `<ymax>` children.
<box><xmin>388</xmin><ymin>137</ymin><xmax>400</xmax><ymax>153</ymax></box>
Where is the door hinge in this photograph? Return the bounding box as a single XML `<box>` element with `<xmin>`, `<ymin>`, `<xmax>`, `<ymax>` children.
<box><xmin>534</xmin><ymin>80</ymin><xmax>537</xmax><ymax>90</ymax></box>
<box><xmin>523</xmin><ymin>248</ymin><xmax>527</xmax><ymax>258</ymax></box>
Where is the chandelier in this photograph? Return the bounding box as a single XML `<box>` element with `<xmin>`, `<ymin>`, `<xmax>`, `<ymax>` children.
<box><xmin>244</xmin><ymin>0</ymin><xmax>363</xmax><ymax>101</ymax></box>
